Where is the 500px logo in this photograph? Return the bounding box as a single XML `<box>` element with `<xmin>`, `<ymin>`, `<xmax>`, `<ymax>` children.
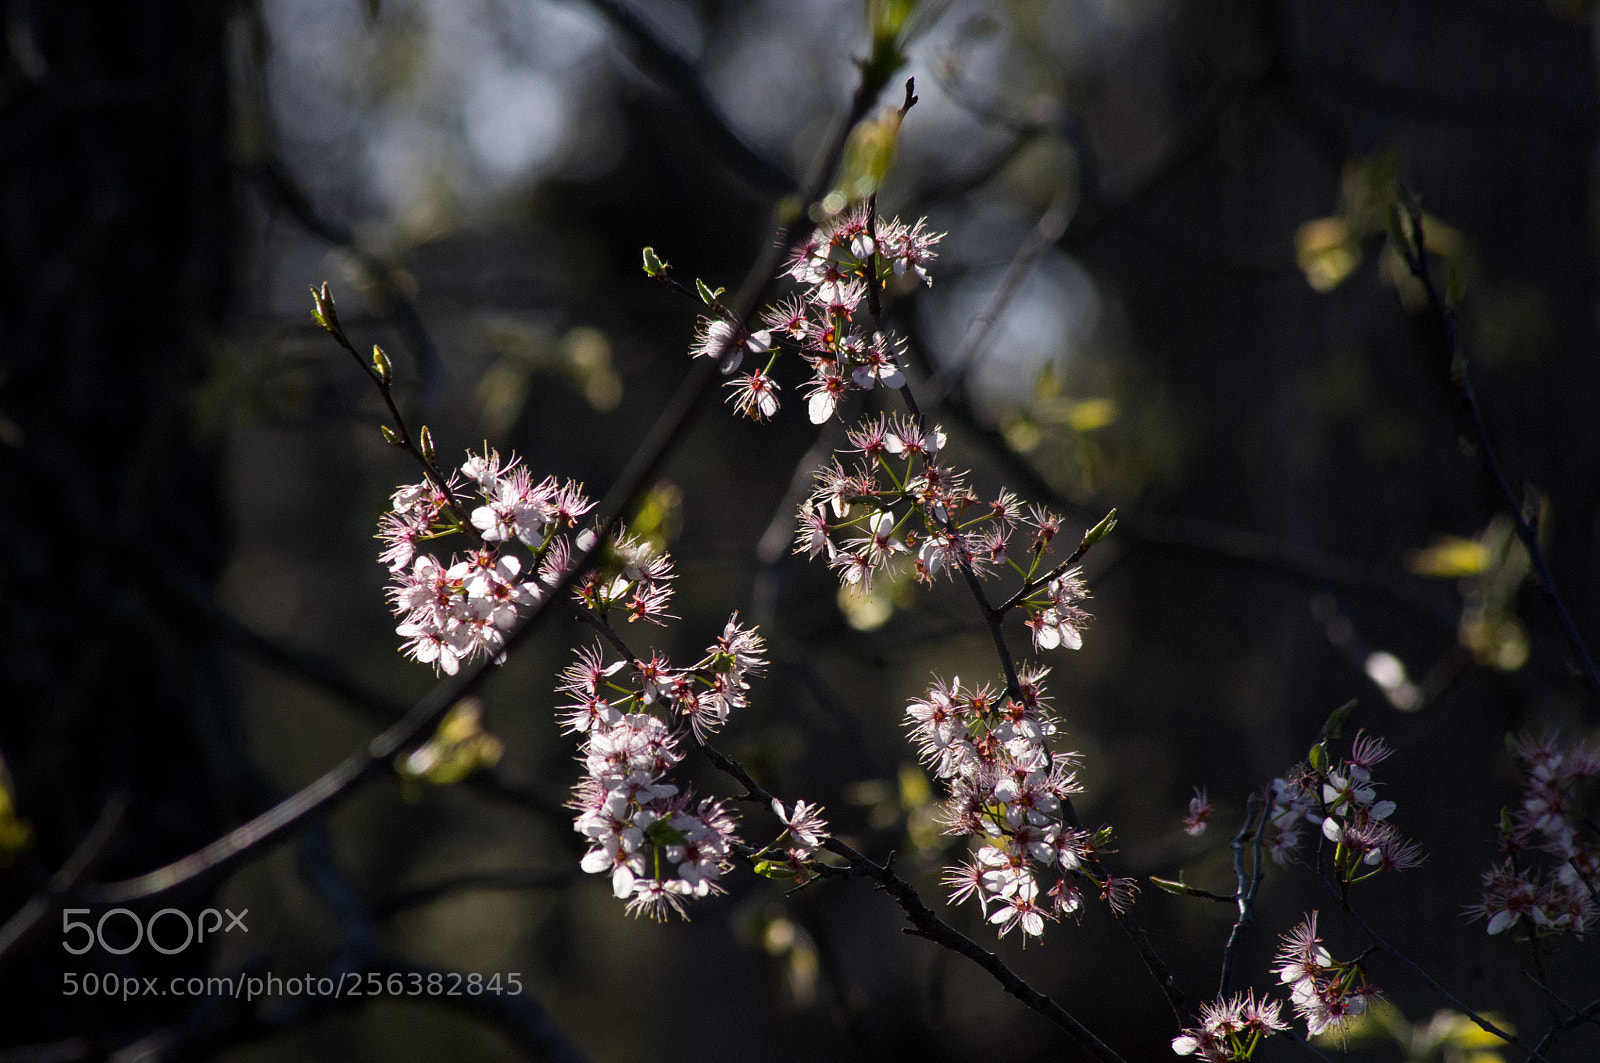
<box><xmin>61</xmin><ymin>908</ymin><xmax>247</xmax><ymax>956</ymax></box>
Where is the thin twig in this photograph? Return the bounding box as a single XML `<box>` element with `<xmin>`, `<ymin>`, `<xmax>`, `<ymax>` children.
<box><xmin>895</xmin><ymin>366</ymin><xmax>1188</xmax><ymax>1022</ymax></box>
<box><xmin>1534</xmin><ymin>993</ymin><xmax>1600</xmax><ymax>1057</ymax></box>
<box><xmin>579</xmin><ymin>0</ymin><xmax>796</xmax><ymax>195</ymax></box>
<box><xmin>0</xmin><ymin>794</ymin><xmax>127</xmax><ymax>966</ymax></box>
<box><xmin>252</xmin><ymin>160</ymin><xmax>447</xmax><ymax>408</ymax></box>
<box><xmin>308</xmin><ymin>281</ymin><xmax>465</xmax><ymax>522</ymax></box>
<box><xmin>1394</xmin><ymin>197</ymin><xmax>1600</xmax><ymax>696</ymax></box>
<box><xmin>1522</xmin><ymin>971</ymin><xmax>1590</xmax><ymax>1027</ymax></box>
<box><xmin>925</xmin><ymin>193</ymin><xmax>1073</xmax><ymax>406</ymax></box>
<box><xmin>995</xmin><ymin>520</ymin><xmax>1106</xmax><ymax>616</ymax></box>
<box><xmin>1217</xmin><ymin>790</ymin><xmax>1270</xmax><ymax>997</ymax></box>
<box><xmin>1315</xmin><ymin>871</ymin><xmax>1546</xmax><ymax>1061</ymax></box>
<box><xmin>693</xmin><ymin>738</ymin><xmax>1128</xmax><ymax>1063</ymax></box>
<box><xmin>79</xmin><ymin>51</ymin><xmax>905</xmax><ymax>912</ymax></box>
<box><xmin>835</xmin><ymin>836</ymin><xmax>1130</xmax><ymax>1063</ymax></box>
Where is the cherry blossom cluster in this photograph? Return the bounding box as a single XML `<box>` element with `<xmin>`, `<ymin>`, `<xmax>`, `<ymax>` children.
<box><xmin>794</xmin><ymin>417</ymin><xmax>1092</xmax><ymax>651</ymax></box>
<box><xmin>567</xmin><ymin>717</ymin><xmax>740</xmax><ymax>920</ymax></box>
<box><xmin>906</xmin><ymin>668</ymin><xmax>1109</xmax><ymax>939</ymax></box>
<box><xmin>379</xmin><ymin>449</ymin><xmax>683</xmax><ymax>676</ymax></box>
<box><xmin>666</xmin><ymin>202</ymin><xmax>1112</xmax><ymax>937</ymax></box>
<box><xmin>376</xmin><ymin>433</ymin><xmax>836</xmax><ymax>921</ymax></box>
<box><xmin>1261</xmin><ymin>732</ymin><xmax>1423</xmax><ymax>882</ymax></box>
<box><xmin>690</xmin><ymin>204</ymin><xmax>940</xmax><ymax>425</ymax></box>
<box><xmin>557</xmin><ymin>615</ymin><xmax>768</xmax><ymax>742</ymax></box>
<box><xmin>1273</xmin><ymin>912</ymin><xmax>1381</xmax><ymax>1037</ymax></box>
<box><xmin>379</xmin><ymin>449</ymin><xmax>608</xmax><ymax>675</ymax></box>
<box><xmin>1466</xmin><ymin>731</ymin><xmax>1598</xmax><ymax>938</ymax></box>
<box><xmin>561</xmin><ymin>615</ymin><xmax>830</xmax><ymax>919</ymax></box>
<box><xmin>1170</xmin><ymin>990</ymin><xmax>1287</xmax><ymax>1061</ymax></box>
<box><xmin>682</xmin><ymin>204</ymin><xmax>1095</xmax><ymax>651</ymax></box>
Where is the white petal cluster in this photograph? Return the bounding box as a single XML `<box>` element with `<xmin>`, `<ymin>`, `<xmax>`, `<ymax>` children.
<box><xmin>691</xmin><ymin>205</ymin><xmax>941</xmax><ymax>425</ymax></box>
<box><xmin>1466</xmin><ymin>733</ymin><xmax>1599</xmax><ymax>937</ymax></box>
<box><xmin>378</xmin><ymin>450</ymin><xmax>596</xmax><ymax>675</ymax></box>
<box><xmin>907</xmin><ymin>668</ymin><xmax>1090</xmax><ymax>939</ymax></box>
<box><xmin>1261</xmin><ymin>732</ymin><xmax>1421</xmax><ymax>879</ymax></box>
<box><xmin>1272</xmin><ymin>913</ymin><xmax>1381</xmax><ymax>1037</ymax></box>
<box><xmin>561</xmin><ymin>615</ymin><xmax>771</xmax><ymax>919</ymax></box>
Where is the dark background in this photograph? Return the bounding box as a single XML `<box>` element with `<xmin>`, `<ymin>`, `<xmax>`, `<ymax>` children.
<box><xmin>2</xmin><ymin>0</ymin><xmax>1597</xmax><ymax>1060</ymax></box>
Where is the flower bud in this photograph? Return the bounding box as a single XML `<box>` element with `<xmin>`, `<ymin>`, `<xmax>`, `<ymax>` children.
<box><xmin>695</xmin><ymin>278</ymin><xmax>725</xmax><ymax>306</ymax></box>
<box><xmin>1084</xmin><ymin>508</ymin><xmax>1118</xmax><ymax>547</ymax></box>
<box><xmin>371</xmin><ymin>344</ymin><xmax>393</xmax><ymax>385</ymax></box>
<box><xmin>309</xmin><ymin>281</ymin><xmax>339</xmax><ymax>333</ymax></box>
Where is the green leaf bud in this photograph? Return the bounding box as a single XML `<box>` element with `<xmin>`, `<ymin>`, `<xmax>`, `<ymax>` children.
<box><xmin>1319</xmin><ymin>699</ymin><xmax>1356</xmax><ymax>742</ymax></box>
<box><xmin>1085</xmin><ymin>508</ymin><xmax>1118</xmax><ymax>546</ymax></box>
<box><xmin>371</xmin><ymin>344</ymin><xmax>393</xmax><ymax>384</ymax></box>
<box><xmin>310</xmin><ymin>281</ymin><xmax>339</xmax><ymax>332</ymax></box>
<box><xmin>695</xmin><ymin>278</ymin><xmax>724</xmax><ymax>306</ymax></box>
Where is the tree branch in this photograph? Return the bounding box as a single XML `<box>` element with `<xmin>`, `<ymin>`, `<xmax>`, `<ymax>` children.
<box><xmin>1313</xmin><ymin>868</ymin><xmax>1546</xmax><ymax>1061</ymax></box>
<box><xmin>252</xmin><ymin>160</ymin><xmax>447</xmax><ymax>410</ymax></box>
<box><xmin>0</xmin><ymin>794</ymin><xmax>127</xmax><ymax>967</ymax></box>
<box><xmin>1217</xmin><ymin>790</ymin><xmax>1270</xmax><ymax>997</ymax></box>
<box><xmin>77</xmin><ymin>42</ymin><xmax>904</xmax><ymax>912</ymax></box>
<box><xmin>1393</xmin><ymin>197</ymin><xmax>1600</xmax><ymax>697</ymax></box>
<box><xmin>578</xmin><ymin>0</ymin><xmax>796</xmax><ymax>195</ymax></box>
<box><xmin>894</xmin><ymin>367</ymin><xmax>1189</xmax><ymax>1023</ymax></box>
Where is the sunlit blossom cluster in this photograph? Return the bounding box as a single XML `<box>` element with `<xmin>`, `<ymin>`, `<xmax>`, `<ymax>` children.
<box><xmin>378</xmin><ymin>450</ymin><xmax>599</xmax><ymax>675</ymax></box>
<box><xmin>1170</xmin><ymin>990</ymin><xmax>1287</xmax><ymax>1061</ymax></box>
<box><xmin>906</xmin><ymin>668</ymin><xmax>1109</xmax><ymax>938</ymax></box>
<box><xmin>379</xmin><ymin>447</ymin><xmax>687</xmax><ymax>676</ymax></box>
<box><xmin>793</xmin><ymin>416</ymin><xmax>1092</xmax><ymax>651</ymax></box>
<box><xmin>1465</xmin><ymin>731</ymin><xmax>1598</xmax><ymax>938</ymax></box>
<box><xmin>1263</xmin><ymin>732</ymin><xmax>1423</xmax><ymax>881</ymax></box>
<box><xmin>1273</xmin><ymin>913</ymin><xmax>1382</xmax><ymax>1037</ymax></box>
<box><xmin>690</xmin><ymin>204</ymin><xmax>940</xmax><ymax>425</ymax></box>
<box><xmin>567</xmin><ymin>719</ymin><xmax>740</xmax><ymax>920</ymax></box>
<box><xmin>559</xmin><ymin>615</ymin><xmax>822</xmax><ymax>919</ymax></box>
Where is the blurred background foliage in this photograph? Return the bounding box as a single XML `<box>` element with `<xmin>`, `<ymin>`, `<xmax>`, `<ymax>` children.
<box><xmin>2</xmin><ymin>0</ymin><xmax>1599</xmax><ymax>1060</ymax></box>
